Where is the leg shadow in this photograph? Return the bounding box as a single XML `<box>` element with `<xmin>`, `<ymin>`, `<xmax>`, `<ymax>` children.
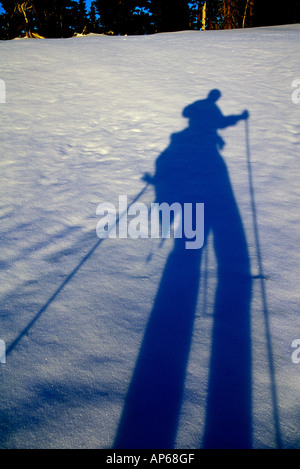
<box><xmin>202</xmin><ymin>174</ymin><xmax>252</xmax><ymax>449</ymax></box>
<box><xmin>114</xmin><ymin>241</ymin><xmax>202</xmax><ymax>449</ymax></box>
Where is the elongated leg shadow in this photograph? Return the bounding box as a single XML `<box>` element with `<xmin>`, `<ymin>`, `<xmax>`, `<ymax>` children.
<box><xmin>114</xmin><ymin>241</ymin><xmax>202</xmax><ymax>449</ymax></box>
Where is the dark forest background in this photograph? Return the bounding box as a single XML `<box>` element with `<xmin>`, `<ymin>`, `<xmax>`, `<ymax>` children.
<box><xmin>0</xmin><ymin>0</ymin><xmax>299</xmax><ymax>39</ymax></box>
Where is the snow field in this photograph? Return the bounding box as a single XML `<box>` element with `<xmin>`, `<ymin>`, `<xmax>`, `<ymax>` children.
<box><xmin>0</xmin><ymin>25</ymin><xmax>299</xmax><ymax>448</ymax></box>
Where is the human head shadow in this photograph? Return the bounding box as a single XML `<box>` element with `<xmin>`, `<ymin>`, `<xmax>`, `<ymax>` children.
<box><xmin>113</xmin><ymin>90</ymin><xmax>252</xmax><ymax>449</ymax></box>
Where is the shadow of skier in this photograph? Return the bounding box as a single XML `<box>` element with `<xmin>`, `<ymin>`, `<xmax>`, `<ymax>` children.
<box><xmin>114</xmin><ymin>89</ymin><xmax>252</xmax><ymax>449</ymax></box>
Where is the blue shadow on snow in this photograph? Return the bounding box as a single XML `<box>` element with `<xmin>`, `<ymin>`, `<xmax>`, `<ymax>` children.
<box><xmin>113</xmin><ymin>89</ymin><xmax>253</xmax><ymax>449</ymax></box>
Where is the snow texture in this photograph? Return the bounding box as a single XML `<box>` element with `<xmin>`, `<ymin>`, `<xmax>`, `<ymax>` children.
<box><xmin>0</xmin><ymin>25</ymin><xmax>299</xmax><ymax>449</ymax></box>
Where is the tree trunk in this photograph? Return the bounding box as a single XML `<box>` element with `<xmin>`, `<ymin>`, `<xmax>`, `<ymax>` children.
<box><xmin>242</xmin><ymin>0</ymin><xmax>250</xmax><ymax>28</ymax></box>
<box><xmin>197</xmin><ymin>1</ymin><xmax>201</xmax><ymax>30</ymax></box>
<box><xmin>202</xmin><ymin>1</ymin><xmax>207</xmax><ymax>30</ymax></box>
<box><xmin>18</xmin><ymin>2</ymin><xmax>31</xmax><ymax>37</ymax></box>
<box><xmin>223</xmin><ymin>0</ymin><xmax>231</xmax><ymax>29</ymax></box>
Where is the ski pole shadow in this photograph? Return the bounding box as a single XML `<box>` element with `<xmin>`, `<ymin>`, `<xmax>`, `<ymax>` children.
<box><xmin>113</xmin><ymin>89</ymin><xmax>253</xmax><ymax>449</ymax></box>
<box><xmin>5</xmin><ymin>185</ymin><xmax>149</xmax><ymax>357</ymax></box>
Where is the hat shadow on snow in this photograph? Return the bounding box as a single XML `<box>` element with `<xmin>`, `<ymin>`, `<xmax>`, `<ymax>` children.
<box><xmin>114</xmin><ymin>89</ymin><xmax>253</xmax><ymax>449</ymax></box>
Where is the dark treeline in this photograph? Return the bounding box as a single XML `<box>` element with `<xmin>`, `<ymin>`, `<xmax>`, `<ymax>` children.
<box><xmin>0</xmin><ymin>0</ymin><xmax>299</xmax><ymax>39</ymax></box>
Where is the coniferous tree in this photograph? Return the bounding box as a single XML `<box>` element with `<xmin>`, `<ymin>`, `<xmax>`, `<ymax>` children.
<box><xmin>0</xmin><ymin>0</ymin><xmax>35</xmax><ymax>37</ymax></box>
<box><xmin>13</xmin><ymin>1</ymin><xmax>35</xmax><ymax>37</ymax></box>
<box><xmin>150</xmin><ymin>0</ymin><xmax>189</xmax><ymax>32</ymax></box>
<box><xmin>221</xmin><ymin>0</ymin><xmax>240</xmax><ymax>28</ymax></box>
<box><xmin>94</xmin><ymin>0</ymin><xmax>117</xmax><ymax>33</ymax></box>
<box><xmin>253</xmin><ymin>0</ymin><xmax>300</xmax><ymax>27</ymax></box>
<box><xmin>189</xmin><ymin>1</ymin><xmax>221</xmax><ymax>30</ymax></box>
<box><xmin>34</xmin><ymin>0</ymin><xmax>79</xmax><ymax>37</ymax></box>
<box><xmin>0</xmin><ymin>7</ymin><xmax>18</xmax><ymax>39</ymax></box>
<box><xmin>242</xmin><ymin>0</ymin><xmax>254</xmax><ymax>28</ymax></box>
<box><xmin>131</xmin><ymin>4</ymin><xmax>154</xmax><ymax>35</ymax></box>
<box><xmin>75</xmin><ymin>0</ymin><xmax>88</xmax><ymax>33</ymax></box>
<box><xmin>0</xmin><ymin>0</ymin><xmax>81</xmax><ymax>38</ymax></box>
<box><xmin>88</xmin><ymin>1</ymin><xmax>101</xmax><ymax>33</ymax></box>
<box><xmin>1</xmin><ymin>0</ymin><xmax>300</xmax><ymax>39</ymax></box>
<box><xmin>94</xmin><ymin>0</ymin><xmax>152</xmax><ymax>35</ymax></box>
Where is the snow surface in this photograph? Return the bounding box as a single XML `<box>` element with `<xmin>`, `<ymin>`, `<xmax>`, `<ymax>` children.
<box><xmin>0</xmin><ymin>25</ymin><xmax>299</xmax><ymax>449</ymax></box>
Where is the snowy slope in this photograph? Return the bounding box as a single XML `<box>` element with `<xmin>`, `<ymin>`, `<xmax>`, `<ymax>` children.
<box><xmin>0</xmin><ymin>25</ymin><xmax>299</xmax><ymax>449</ymax></box>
